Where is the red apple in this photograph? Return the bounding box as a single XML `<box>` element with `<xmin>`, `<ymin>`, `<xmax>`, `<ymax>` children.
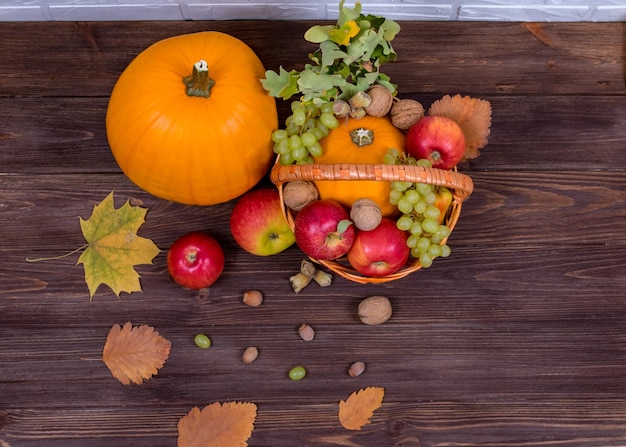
<box><xmin>167</xmin><ymin>232</ymin><xmax>225</xmax><ymax>289</ymax></box>
<box><xmin>294</xmin><ymin>199</ymin><xmax>355</xmax><ymax>260</ymax></box>
<box><xmin>230</xmin><ymin>188</ymin><xmax>295</xmax><ymax>256</ymax></box>
<box><xmin>405</xmin><ymin>115</ymin><xmax>466</xmax><ymax>169</ymax></box>
<box><xmin>347</xmin><ymin>218</ymin><xmax>410</xmax><ymax>277</ymax></box>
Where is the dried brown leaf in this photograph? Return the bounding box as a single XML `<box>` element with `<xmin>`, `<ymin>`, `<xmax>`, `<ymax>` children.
<box><xmin>429</xmin><ymin>94</ymin><xmax>492</xmax><ymax>160</ymax></box>
<box><xmin>338</xmin><ymin>386</ymin><xmax>385</xmax><ymax>430</ymax></box>
<box><xmin>102</xmin><ymin>321</ymin><xmax>172</xmax><ymax>385</ymax></box>
<box><xmin>177</xmin><ymin>402</ymin><xmax>258</xmax><ymax>447</ymax></box>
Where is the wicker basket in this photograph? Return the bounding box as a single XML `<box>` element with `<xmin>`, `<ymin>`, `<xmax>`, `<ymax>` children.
<box><xmin>270</xmin><ymin>159</ymin><xmax>474</xmax><ymax>284</ymax></box>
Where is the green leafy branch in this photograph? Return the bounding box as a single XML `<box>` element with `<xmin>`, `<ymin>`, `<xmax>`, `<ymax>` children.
<box><xmin>260</xmin><ymin>0</ymin><xmax>400</xmax><ymax>105</ymax></box>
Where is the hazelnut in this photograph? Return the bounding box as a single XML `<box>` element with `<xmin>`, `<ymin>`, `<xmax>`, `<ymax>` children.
<box><xmin>358</xmin><ymin>296</ymin><xmax>392</xmax><ymax>325</ymax></box>
<box><xmin>312</xmin><ymin>270</ymin><xmax>332</xmax><ymax>287</ymax></box>
<box><xmin>283</xmin><ymin>181</ymin><xmax>318</xmax><ymax>211</ymax></box>
<box><xmin>348</xmin><ymin>90</ymin><xmax>372</xmax><ymax>109</ymax></box>
<box><xmin>350</xmin><ymin>198</ymin><xmax>382</xmax><ymax>231</ymax></box>
<box><xmin>290</xmin><ymin>272</ymin><xmax>312</xmax><ymax>293</ymax></box>
<box><xmin>365</xmin><ymin>85</ymin><xmax>394</xmax><ymax>117</ymax></box>
<box><xmin>390</xmin><ymin>98</ymin><xmax>425</xmax><ymax>130</ymax></box>
<box><xmin>242</xmin><ymin>346</ymin><xmax>259</xmax><ymax>364</ymax></box>
<box><xmin>242</xmin><ymin>290</ymin><xmax>263</xmax><ymax>306</ymax></box>
<box><xmin>333</xmin><ymin>100</ymin><xmax>351</xmax><ymax>119</ymax></box>
<box><xmin>298</xmin><ymin>323</ymin><xmax>315</xmax><ymax>341</ymax></box>
<box><xmin>348</xmin><ymin>361</ymin><xmax>366</xmax><ymax>377</ymax></box>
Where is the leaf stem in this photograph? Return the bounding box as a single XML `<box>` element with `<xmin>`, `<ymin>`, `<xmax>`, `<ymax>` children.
<box><xmin>26</xmin><ymin>244</ymin><xmax>89</xmax><ymax>263</ymax></box>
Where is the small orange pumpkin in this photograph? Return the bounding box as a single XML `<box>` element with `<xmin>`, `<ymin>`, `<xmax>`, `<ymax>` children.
<box><xmin>106</xmin><ymin>31</ymin><xmax>278</xmax><ymax>205</ymax></box>
<box><xmin>313</xmin><ymin>115</ymin><xmax>406</xmax><ymax>216</ymax></box>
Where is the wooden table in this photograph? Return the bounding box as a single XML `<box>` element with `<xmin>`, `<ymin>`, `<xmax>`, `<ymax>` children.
<box><xmin>1</xmin><ymin>20</ymin><xmax>625</xmax><ymax>447</ymax></box>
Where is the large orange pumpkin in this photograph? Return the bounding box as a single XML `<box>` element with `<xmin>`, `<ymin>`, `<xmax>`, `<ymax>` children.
<box><xmin>106</xmin><ymin>31</ymin><xmax>278</xmax><ymax>205</ymax></box>
<box><xmin>313</xmin><ymin>115</ymin><xmax>406</xmax><ymax>216</ymax></box>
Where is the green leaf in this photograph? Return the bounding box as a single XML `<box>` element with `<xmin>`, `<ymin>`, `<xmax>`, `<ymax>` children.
<box><xmin>319</xmin><ymin>40</ymin><xmax>348</xmax><ymax>69</ymax></box>
<box><xmin>77</xmin><ymin>192</ymin><xmax>160</xmax><ymax>299</ymax></box>
<box><xmin>337</xmin><ymin>0</ymin><xmax>362</xmax><ymax>27</ymax></box>
<box><xmin>304</xmin><ymin>24</ymin><xmax>333</xmax><ymax>43</ymax></box>
<box><xmin>260</xmin><ymin>67</ymin><xmax>300</xmax><ymax>99</ymax></box>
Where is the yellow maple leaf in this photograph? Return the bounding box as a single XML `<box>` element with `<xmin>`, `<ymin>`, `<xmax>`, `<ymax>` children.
<box><xmin>338</xmin><ymin>386</ymin><xmax>385</xmax><ymax>430</ymax></box>
<box><xmin>428</xmin><ymin>94</ymin><xmax>492</xmax><ymax>160</ymax></box>
<box><xmin>178</xmin><ymin>402</ymin><xmax>258</xmax><ymax>447</ymax></box>
<box><xmin>102</xmin><ymin>321</ymin><xmax>172</xmax><ymax>385</ymax></box>
<box><xmin>77</xmin><ymin>191</ymin><xmax>160</xmax><ymax>298</ymax></box>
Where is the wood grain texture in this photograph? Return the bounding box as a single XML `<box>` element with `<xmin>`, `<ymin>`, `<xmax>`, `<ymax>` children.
<box><xmin>1</xmin><ymin>20</ymin><xmax>625</xmax><ymax>447</ymax></box>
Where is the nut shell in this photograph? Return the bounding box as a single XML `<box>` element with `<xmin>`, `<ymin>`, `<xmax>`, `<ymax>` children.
<box><xmin>242</xmin><ymin>290</ymin><xmax>263</xmax><ymax>306</ymax></box>
<box><xmin>358</xmin><ymin>296</ymin><xmax>392</xmax><ymax>325</ymax></box>
<box><xmin>365</xmin><ymin>85</ymin><xmax>394</xmax><ymax>117</ymax></box>
<box><xmin>391</xmin><ymin>98</ymin><xmax>425</xmax><ymax>130</ymax></box>
<box><xmin>350</xmin><ymin>198</ymin><xmax>383</xmax><ymax>231</ymax></box>
<box><xmin>283</xmin><ymin>181</ymin><xmax>319</xmax><ymax>211</ymax></box>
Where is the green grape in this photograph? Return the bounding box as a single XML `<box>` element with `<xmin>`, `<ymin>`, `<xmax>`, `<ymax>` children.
<box><xmin>286</xmin><ymin>122</ymin><xmax>299</xmax><ymax>136</ymax></box>
<box><xmin>410</xmin><ymin>220</ymin><xmax>422</xmax><ymax>235</ymax></box>
<box><xmin>389</xmin><ymin>189</ymin><xmax>403</xmax><ymax>205</ymax></box>
<box><xmin>275</xmin><ymin>139</ymin><xmax>291</xmax><ymax>155</ymax></box>
<box><xmin>298</xmin><ymin>156</ymin><xmax>314</xmax><ymax>165</ymax></box>
<box><xmin>427</xmin><ymin>244</ymin><xmax>442</xmax><ymax>258</ymax></box>
<box><xmin>387</xmin><ymin>147</ymin><xmax>401</xmax><ymax>159</ymax></box>
<box><xmin>293</xmin><ymin>146</ymin><xmax>308</xmax><ymax>161</ymax></box>
<box><xmin>417</xmin><ymin>158</ymin><xmax>432</xmax><ymax>168</ymax></box>
<box><xmin>416</xmin><ymin>183</ymin><xmax>432</xmax><ymax>196</ymax></box>
<box><xmin>288</xmin><ymin>135</ymin><xmax>302</xmax><ymax>151</ymax></box>
<box><xmin>309</xmin><ymin>127</ymin><xmax>325</xmax><ymax>140</ymax></box>
<box><xmin>272</xmin><ymin>129</ymin><xmax>288</xmax><ymax>143</ymax></box>
<box><xmin>435</xmin><ymin>225</ymin><xmax>451</xmax><ymax>240</ymax></box>
<box><xmin>411</xmin><ymin>247</ymin><xmax>422</xmax><ymax>258</ymax></box>
<box><xmin>194</xmin><ymin>334</ymin><xmax>211</xmax><ymax>349</ymax></box>
<box><xmin>301</xmin><ymin>131</ymin><xmax>317</xmax><ymax>147</ymax></box>
<box><xmin>320</xmin><ymin>102</ymin><xmax>334</xmax><ymax>115</ymax></box>
<box><xmin>316</xmin><ymin>122</ymin><xmax>330</xmax><ymax>137</ymax></box>
<box><xmin>419</xmin><ymin>252</ymin><xmax>434</xmax><ymax>268</ymax></box>
<box><xmin>291</xmin><ymin>100</ymin><xmax>302</xmax><ymax>113</ymax></box>
<box><xmin>319</xmin><ymin>112</ymin><xmax>339</xmax><ymax>129</ymax></box>
<box><xmin>280</xmin><ymin>152</ymin><xmax>295</xmax><ymax>165</ymax></box>
<box><xmin>421</xmin><ymin>218</ymin><xmax>439</xmax><ymax>234</ymax></box>
<box><xmin>405</xmin><ymin>189</ymin><xmax>420</xmax><ymax>204</ymax></box>
<box><xmin>424</xmin><ymin>205</ymin><xmax>441</xmax><ymax>220</ymax></box>
<box><xmin>382</xmin><ymin>153</ymin><xmax>397</xmax><ymax>165</ymax></box>
<box><xmin>292</xmin><ymin>108</ymin><xmax>307</xmax><ymax>126</ymax></box>
<box><xmin>397</xmin><ymin>197</ymin><xmax>413</xmax><ymax>215</ymax></box>
<box><xmin>396</xmin><ymin>215</ymin><xmax>413</xmax><ymax>231</ymax></box>
<box><xmin>289</xmin><ymin>366</ymin><xmax>307</xmax><ymax>381</ymax></box>
<box><xmin>308</xmin><ymin>141</ymin><xmax>323</xmax><ymax>157</ymax></box>
<box><xmin>413</xmin><ymin>200</ymin><xmax>427</xmax><ymax>214</ymax></box>
<box><xmin>406</xmin><ymin>234</ymin><xmax>420</xmax><ymax>249</ymax></box>
<box><xmin>417</xmin><ymin>237</ymin><xmax>431</xmax><ymax>253</ymax></box>
<box><xmin>424</xmin><ymin>191</ymin><xmax>437</xmax><ymax>204</ymax></box>
<box><xmin>440</xmin><ymin>244</ymin><xmax>451</xmax><ymax>257</ymax></box>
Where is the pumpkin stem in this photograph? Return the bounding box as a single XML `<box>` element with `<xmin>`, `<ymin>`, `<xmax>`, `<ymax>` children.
<box><xmin>349</xmin><ymin>128</ymin><xmax>374</xmax><ymax>147</ymax></box>
<box><xmin>183</xmin><ymin>60</ymin><xmax>215</xmax><ymax>98</ymax></box>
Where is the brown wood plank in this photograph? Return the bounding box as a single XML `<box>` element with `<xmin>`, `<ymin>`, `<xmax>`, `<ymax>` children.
<box><xmin>0</xmin><ymin>22</ymin><xmax>623</xmax><ymax>98</ymax></box>
<box><xmin>2</xmin><ymin>94</ymin><xmax>626</xmax><ymax>174</ymax></box>
<box><xmin>1</xmin><ymin>20</ymin><xmax>626</xmax><ymax>447</ymax></box>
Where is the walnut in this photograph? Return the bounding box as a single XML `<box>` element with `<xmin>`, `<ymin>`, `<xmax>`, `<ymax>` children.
<box><xmin>365</xmin><ymin>85</ymin><xmax>394</xmax><ymax>117</ymax></box>
<box><xmin>283</xmin><ymin>181</ymin><xmax>319</xmax><ymax>211</ymax></box>
<box><xmin>350</xmin><ymin>198</ymin><xmax>382</xmax><ymax>231</ymax></box>
<box><xmin>390</xmin><ymin>98</ymin><xmax>425</xmax><ymax>130</ymax></box>
<box><xmin>358</xmin><ymin>296</ymin><xmax>392</xmax><ymax>325</ymax></box>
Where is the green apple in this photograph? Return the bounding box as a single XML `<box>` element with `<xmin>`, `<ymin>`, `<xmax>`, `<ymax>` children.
<box><xmin>230</xmin><ymin>188</ymin><xmax>295</xmax><ymax>256</ymax></box>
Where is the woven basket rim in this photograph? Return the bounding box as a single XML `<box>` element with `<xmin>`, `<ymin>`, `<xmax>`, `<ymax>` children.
<box><xmin>269</xmin><ymin>158</ymin><xmax>472</xmax><ymax>284</ymax></box>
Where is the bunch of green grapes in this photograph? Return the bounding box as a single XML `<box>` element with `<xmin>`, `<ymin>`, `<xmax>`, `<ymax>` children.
<box><xmin>271</xmin><ymin>100</ymin><xmax>340</xmax><ymax>165</ymax></box>
<box><xmin>384</xmin><ymin>148</ymin><xmax>453</xmax><ymax>268</ymax></box>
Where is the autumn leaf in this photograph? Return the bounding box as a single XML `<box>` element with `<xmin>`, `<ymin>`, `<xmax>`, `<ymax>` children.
<box><xmin>178</xmin><ymin>402</ymin><xmax>258</xmax><ymax>447</ymax></box>
<box><xmin>429</xmin><ymin>94</ymin><xmax>492</xmax><ymax>160</ymax></box>
<box><xmin>102</xmin><ymin>321</ymin><xmax>172</xmax><ymax>385</ymax></box>
<box><xmin>77</xmin><ymin>191</ymin><xmax>160</xmax><ymax>298</ymax></box>
<box><xmin>338</xmin><ymin>386</ymin><xmax>385</xmax><ymax>430</ymax></box>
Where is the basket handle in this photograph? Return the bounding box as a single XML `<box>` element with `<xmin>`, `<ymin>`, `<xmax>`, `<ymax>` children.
<box><xmin>270</xmin><ymin>162</ymin><xmax>474</xmax><ymax>201</ymax></box>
